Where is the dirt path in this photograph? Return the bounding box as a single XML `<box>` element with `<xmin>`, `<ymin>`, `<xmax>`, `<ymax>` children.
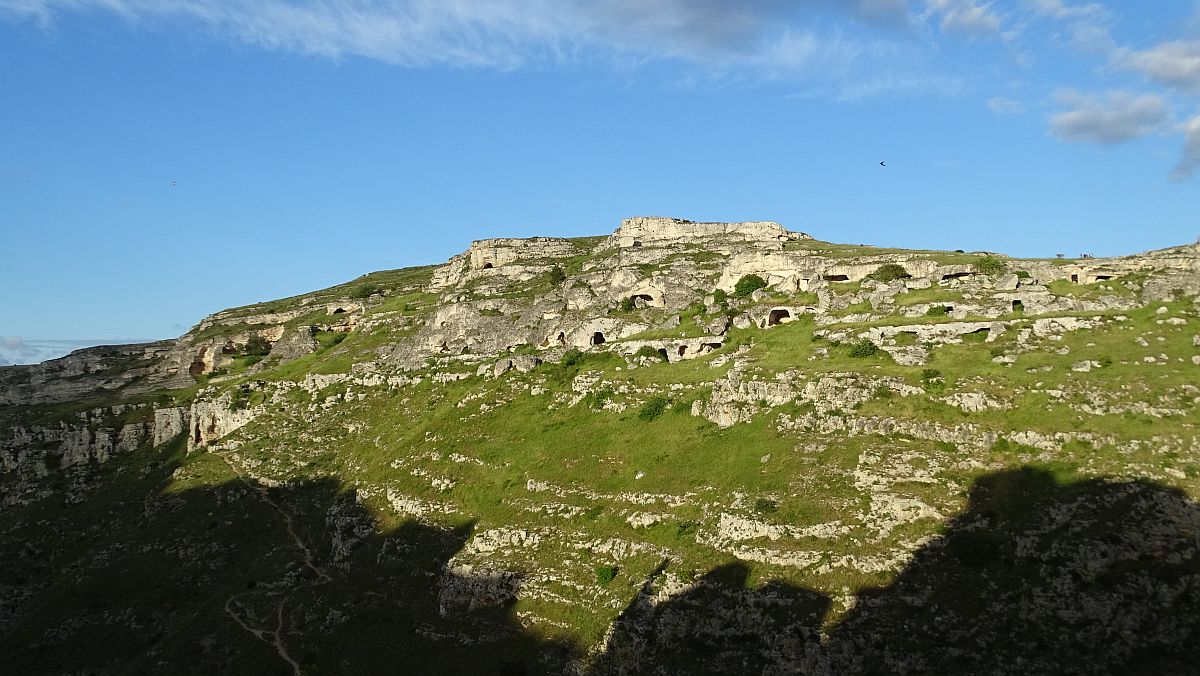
<box><xmin>216</xmin><ymin>450</ymin><xmax>331</xmax><ymax>675</ymax></box>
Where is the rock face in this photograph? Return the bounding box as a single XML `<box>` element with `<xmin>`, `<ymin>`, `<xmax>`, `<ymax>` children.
<box><xmin>187</xmin><ymin>392</ymin><xmax>266</xmax><ymax>451</ymax></box>
<box><xmin>153</xmin><ymin>407</ymin><xmax>190</xmax><ymax>447</ymax></box>
<box><xmin>1</xmin><ymin>403</ymin><xmax>188</xmax><ymax>506</ymax></box>
<box><xmin>605</xmin><ymin>216</ymin><xmax>807</xmax><ymax>249</ymax></box>
<box><xmin>0</xmin><ymin>341</ymin><xmax>187</xmax><ymax>406</ymax></box>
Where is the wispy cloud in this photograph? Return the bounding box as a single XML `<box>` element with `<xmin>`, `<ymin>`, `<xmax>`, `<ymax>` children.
<box><xmin>927</xmin><ymin>0</ymin><xmax>1002</xmax><ymax>36</ymax></box>
<box><xmin>1170</xmin><ymin>115</ymin><xmax>1200</xmax><ymax>182</ymax></box>
<box><xmin>0</xmin><ymin>0</ymin><xmax>918</xmax><ymax>74</ymax></box>
<box><xmin>1116</xmin><ymin>40</ymin><xmax>1200</xmax><ymax>96</ymax></box>
<box><xmin>987</xmin><ymin>95</ymin><xmax>1025</xmax><ymax>114</ymax></box>
<box><xmin>1048</xmin><ymin>89</ymin><xmax>1171</xmax><ymax>144</ymax></box>
<box><xmin>1024</xmin><ymin>0</ymin><xmax>1103</xmax><ymax>20</ymax></box>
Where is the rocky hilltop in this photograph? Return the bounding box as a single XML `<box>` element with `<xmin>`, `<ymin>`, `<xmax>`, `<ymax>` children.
<box><xmin>2</xmin><ymin>216</ymin><xmax>1199</xmax><ymax>674</ymax></box>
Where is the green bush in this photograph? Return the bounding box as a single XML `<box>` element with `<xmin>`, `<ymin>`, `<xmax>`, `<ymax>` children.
<box><xmin>595</xmin><ymin>565</ymin><xmax>618</xmax><ymax>585</ymax></box>
<box><xmin>733</xmin><ymin>274</ymin><xmax>768</xmax><ymax>297</ymax></box>
<box><xmin>637</xmin><ymin>396</ymin><xmax>669</xmax><ymax>421</ymax></box>
<box><xmin>244</xmin><ymin>335</ymin><xmax>272</xmax><ymax>356</ymax></box>
<box><xmin>712</xmin><ymin>288</ymin><xmax>728</xmax><ymax>304</ymax></box>
<box><xmin>315</xmin><ymin>331</ymin><xmax>347</xmax><ymax>350</ymax></box>
<box><xmin>478</xmin><ymin>308</ymin><xmax>503</xmax><ymax>317</ymax></box>
<box><xmin>561</xmin><ymin>348</ymin><xmax>584</xmax><ymax>366</ymax></box>
<box><xmin>547</xmin><ymin>266</ymin><xmax>566</xmax><ymax>285</ymax></box>
<box><xmin>634</xmin><ymin>346</ymin><xmax>666</xmax><ymax>361</ymax></box>
<box><xmin>868</xmin><ymin>263</ymin><xmax>911</xmax><ymax>282</ymax></box>
<box><xmin>350</xmin><ymin>284</ymin><xmax>380</xmax><ymax>299</ymax></box>
<box><xmin>620</xmin><ymin>297</ymin><xmax>637</xmax><ymax>312</ymax></box>
<box><xmin>973</xmin><ymin>256</ymin><xmax>1007</xmax><ymax>275</ymax></box>
<box><xmin>1014</xmin><ymin>270</ymin><xmax>1031</xmax><ymax>279</ymax></box>
<box><xmin>921</xmin><ymin>368</ymin><xmax>941</xmax><ymax>381</ymax></box>
<box><xmin>847</xmin><ymin>339</ymin><xmax>880</xmax><ymax>358</ymax></box>
<box><xmin>673</xmin><ymin>521</ymin><xmax>698</xmax><ymax>540</ymax></box>
<box><xmin>670</xmin><ymin>398</ymin><xmax>694</xmax><ymax>414</ymax></box>
<box><xmin>753</xmin><ymin>498</ymin><xmax>778</xmax><ymax>513</ymax></box>
<box><xmin>582</xmin><ymin>388</ymin><xmax>613</xmax><ymax>410</ymax></box>
<box><xmin>926</xmin><ymin>305</ymin><xmax>949</xmax><ymax>317</ymax></box>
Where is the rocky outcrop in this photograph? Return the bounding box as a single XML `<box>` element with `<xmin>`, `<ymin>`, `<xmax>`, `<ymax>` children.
<box><xmin>0</xmin><ymin>340</ymin><xmax>186</xmax><ymax>406</ymax></box>
<box><xmin>187</xmin><ymin>392</ymin><xmax>266</xmax><ymax>451</ymax></box>
<box><xmin>605</xmin><ymin>216</ymin><xmax>808</xmax><ymax>249</ymax></box>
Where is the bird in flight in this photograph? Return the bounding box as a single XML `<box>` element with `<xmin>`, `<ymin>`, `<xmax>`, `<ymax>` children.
<box><xmin>880</xmin><ymin>161</ymin><xmax>886</xmax><ymax>167</ymax></box>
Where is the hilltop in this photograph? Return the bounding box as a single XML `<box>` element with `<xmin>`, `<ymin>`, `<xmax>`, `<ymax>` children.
<box><xmin>2</xmin><ymin>216</ymin><xmax>1199</xmax><ymax>674</ymax></box>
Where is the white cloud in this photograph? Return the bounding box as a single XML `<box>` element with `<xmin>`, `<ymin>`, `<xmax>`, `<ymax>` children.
<box><xmin>1024</xmin><ymin>0</ymin><xmax>1102</xmax><ymax>20</ymax></box>
<box><xmin>987</xmin><ymin>96</ymin><xmax>1025</xmax><ymax>114</ymax></box>
<box><xmin>1049</xmin><ymin>89</ymin><xmax>1170</xmax><ymax>143</ymax></box>
<box><xmin>1170</xmin><ymin>115</ymin><xmax>1200</xmax><ymax>182</ymax></box>
<box><xmin>928</xmin><ymin>0</ymin><xmax>1002</xmax><ymax>36</ymax></box>
<box><xmin>0</xmin><ymin>0</ymin><xmax>915</xmax><ymax>74</ymax></box>
<box><xmin>1118</xmin><ymin>40</ymin><xmax>1200</xmax><ymax>95</ymax></box>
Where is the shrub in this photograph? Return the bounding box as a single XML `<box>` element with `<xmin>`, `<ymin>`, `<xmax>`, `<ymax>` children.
<box><xmin>753</xmin><ymin>498</ymin><xmax>778</xmax><ymax>513</ymax></box>
<box><xmin>315</xmin><ymin>331</ymin><xmax>347</xmax><ymax>350</ymax></box>
<box><xmin>562</xmin><ymin>348</ymin><xmax>584</xmax><ymax>366</ymax></box>
<box><xmin>733</xmin><ymin>274</ymin><xmax>768</xmax><ymax>297</ymax></box>
<box><xmin>620</xmin><ymin>297</ymin><xmax>637</xmax><ymax>312</ymax></box>
<box><xmin>634</xmin><ymin>345</ymin><xmax>666</xmax><ymax>361</ymax></box>
<box><xmin>973</xmin><ymin>256</ymin><xmax>1007</xmax><ymax>275</ymax></box>
<box><xmin>926</xmin><ymin>305</ymin><xmax>949</xmax><ymax>317</ymax></box>
<box><xmin>637</xmin><ymin>396</ymin><xmax>669</xmax><ymax>421</ymax></box>
<box><xmin>712</xmin><ymin>288</ymin><xmax>728</xmax><ymax>304</ymax></box>
<box><xmin>1098</xmin><ymin>355</ymin><xmax>1113</xmax><ymax>368</ymax></box>
<box><xmin>847</xmin><ymin>339</ymin><xmax>880</xmax><ymax>358</ymax></box>
<box><xmin>582</xmin><ymin>388</ymin><xmax>613</xmax><ymax>410</ymax></box>
<box><xmin>670</xmin><ymin>398</ymin><xmax>694</xmax><ymax>414</ymax></box>
<box><xmin>547</xmin><ymin>266</ymin><xmax>566</xmax><ymax>285</ymax></box>
<box><xmin>868</xmin><ymin>263</ymin><xmax>911</xmax><ymax>282</ymax></box>
<box><xmin>350</xmin><ymin>284</ymin><xmax>380</xmax><ymax>299</ymax></box>
<box><xmin>478</xmin><ymin>308</ymin><xmax>503</xmax><ymax>317</ymax></box>
<box><xmin>1014</xmin><ymin>270</ymin><xmax>1030</xmax><ymax>279</ymax></box>
<box><xmin>244</xmin><ymin>335</ymin><xmax>271</xmax><ymax>356</ymax></box>
<box><xmin>920</xmin><ymin>368</ymin><xmax>941</xmax><ymax>381</ymax></box>
<box><xmin>595</xmin><ymin>565</ymin><xmax>618</xmax><ymax>585</ymax></box>
<box><xmin>674</xmin><ymin>521</ymin><xmax>698</xmax><ymax>540</ymax></box>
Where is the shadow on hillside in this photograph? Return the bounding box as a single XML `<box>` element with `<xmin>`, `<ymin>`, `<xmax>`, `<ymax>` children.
<box><xmin>591</xmin><ymin>467</ymin><xmax>1200</xmax><ymax>675</ymax></box>
<box><xmin>0</xmin><ymin>453</ymin><xmax>576</xmax><ymax>675</ymax></box>
<box><xmin>3</xmin><ymin>461</ymin><xmax>1199</xmax><ymax>675</ymax></box>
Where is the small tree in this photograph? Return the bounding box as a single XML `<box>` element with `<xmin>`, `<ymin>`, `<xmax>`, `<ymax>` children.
<box><xmin>734</xmin><ymin>274</ymin><xmax>768</xmax><ymax>297</ymax></box>
<box><xmin>634</xmin><ymin>345</ymin><xmax>666</xmax><ymax>361</ymax></box>
<box><xmin>350</xmin><ymin>284</ymin><xmax>380</xmax><ymax>299</ymax></box>
<box><xmin>847</xmin><ymin>339</ymin><xmax>880</xmax><ymax>358</ymax></box>
<box><xmin>973</xmin><ymin>256</ymin><xmax>1007</xmax><ymax>275</ymax></box>
<box><xmin>244</xmin><ymin>335</ymin><xmax>271</xmax><ymax>356</ymax></box>
<box><xmin>619</xmin><ymin>296</ymin><xmax>637</xmax><ymax>312</ymax></box>
<box><xmin>561</xmin><ymin>348</ymin><xmax>584</xmax><ymax>367</ymax></box>
<box><xmin>546</xmin><ymin>266</ymin><xmax>566</xmax><ymax>285</ymax></box>
<box><xmin>712</xmin><ymin>288</ymin><xmax>728</xmax><ymax>305</ymax></box>
<box><xmin>868</xmin><ymin>263</ymin><xmax>911</xmax><ymax>282</ymax></box>
<box><xmin>595</xmin><ymin>565</ymin><xmax>618</xmax><ymax>585</ymax></box>
<box><xmin>638</xmin><ymin>396</ymin><xmax>669</xmax><ymax>421</ymax></box>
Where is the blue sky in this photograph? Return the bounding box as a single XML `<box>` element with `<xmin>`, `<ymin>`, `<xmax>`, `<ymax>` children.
<box><xmin>2</xmin><ymin>0</ymin><xmax>1199</xmax><ymax>364</ymax></box>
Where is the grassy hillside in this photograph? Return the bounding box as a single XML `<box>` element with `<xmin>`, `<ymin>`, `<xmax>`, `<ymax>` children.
<box><xmin>2</xmin><ymin>225</ymin><xmax>1198</xmax><ymax>674</ymax></box>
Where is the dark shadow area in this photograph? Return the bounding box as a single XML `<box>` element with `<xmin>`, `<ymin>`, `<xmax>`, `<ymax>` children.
<box><xmin>591</xmin><ymin>467</ymin><xmax>1200</xmax><ymax>675</ymax></box>
<box><xmin>0</xmin><ymin>442</ymin><xmax>575</xmax><ymax>675</ymax></box>
<box><xmin>591</xmin><ymin>560</ymin><xmax>827</xmax><ymax>675</ymax></box>
<box><xmin>4</xmin><ymin>456</ymin><xmax>1199</xmax><ymax>675</ymax></box>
